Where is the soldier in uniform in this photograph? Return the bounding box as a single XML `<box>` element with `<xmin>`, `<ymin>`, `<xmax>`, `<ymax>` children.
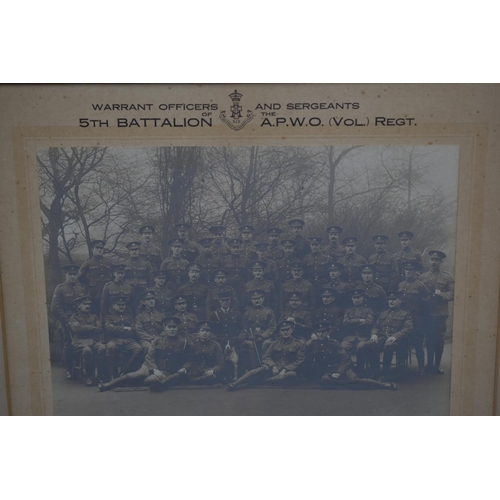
<box><xmin>254</xmin><ymin>243</ymin><xmax>279</xmax><ymax>286</ymax></box>
<box><xmin>337</xmin><ymin>237</ymin><xmax>367</xmax><ymax>287</ymax></box>
<box><xmin>239</xmin><ymin>224</ymin><xmax>258</xmax><ymax>261</ymax></box>
<box><xmin>307</xmin><ymin>321</ymin><xmax>396</xmax><ymax>389</ymax></box>
<box><xmin>288</xmin><ymin>219</ymin><xmax>310</xmax><ymax>259</ymax></box>
<box><xmin>277</xmin><ymin>239</ymin><xmax>302</xmax><ymax>285</ymax></box>
<box><xmin>304</xmin><ymin>236</ymin><xmax>329</xmax><ymax>296</ymax></box>
<box><xmin>341</xmin><ymin>287</ymin><xmax>376</xmax><ymax>376</ymax></box>
<box><xmin>69</xmin><ymin>296</ymin><xmax>107</xmax><ymax>386</ymax></box>
<box><xmin>51</xmin><ymin>264</ymin><xmax>87</xmax><ymax>379</ymax></box>
<box><xmin>138</xmin><ymin>225</ymin><xmax>163</xmax><ymax>270</ymax></box>
<box><xmin>280</xmin><ymin>292</ymin><xmax>312</xmax><ymax>340</ymax></box>
<box><xmin>394</xmin><ymin>231</ymin><xmax>423</xmax><ymax>280</ymax></box>
<box><xmin>149</xmin><ymin>270</ymin><xmax>174</xmax><ymax>314</ymax></box>
<box><xmin>228</xmin><ymin>320</ymin><xmax>306</xmax><ymax>390</ymax></box>
<box><xmin>398</xmin><ymin>260</ymin><xmax>431</xmax><ymax>375</ymax></box>
<box><xmin>242</xmin><ymin>260</ymin><xmax>278</xmax><ymax>314</ymax></box>
<box><xmin>321</xmin><ymin>262</ymin><xmax>351</xmax><ymax>310</ymax></box>
<box><xmin>368</xmin><ymin>234</ymin><xmax>399</xmax><ymax>292</ymax></box>
<box><xmin>177</xmin><ymin>262</ymin><xmax>209</xmax><ymax>319</ymax></box>
<box><xmin>266</xmin><ymin>227</ymin><xmax>285</xmax><ymax>262</ymax></box>
<box><xmin>134</xmin><ymin>290</ymin><xmax>166</xmax><ymax>354</ymax></box>
<box><xmin>124</xmin><ymin>241</ymin><xmax>154</xmax><ymax>298</ymax></box>
<box><xmin>160</xmin><ymin>238</ymin><xmax>189</xmax><ymax>289</ymax></box>
<box><xmin>77</xmin><ymin>239</ymin><xmax>112</xmax><ymax>315</ymax></box>
<box><xmin>195</xmin><ymin>238</ymin><xmax>223</xmax><ymax>286</ymax></box>
<box><xmin>100</xmin><ymin>264</ymin><xmax>135</xmax><ymax>322</ymax></box>
<box><xmin>311</xmin><ymin>287</ymin><xmax>344</xmax><ymax>340</ymax></box>
<box><xmin>184</xmin><ymin>321</ymin><xmax>224</xmax><ymax>384</ymax></box>
<box><xmin>172</xmin><ymin>294</ymin><xmax>198</xmax><ymax>344</ymax></box>
<box><xmin>176</xmin><ymin>222</ymin><xmax>200</xmax><ymax>263</ymax></box>
<box><xmin>371</xmin><ymin>290</ymin><xmax>413</xmax><ymax>381</ymax></box>
<box><xmin>222</xmin><ymin>238</ymin><xmax>250</xmax><ymax>296</ymax></box>
<box><xmin>103</xmin><ymin>296</ymin><xmax>143</xmax><ymax>380</ymax></box>
<box><xmin>240</xmin><ymin>289</ymin><xmax>277</xmax><ymax>369</ymax></box>
<box><xmin>99</xmin><ymin>316</ymin><xmax>190</xmax><ymax>392</ymax></box>
<box><xmin>280</xmin><ymin>261</ymin><xmax>315</xmax><ymax>312</ymax></box>
<box><xmin>205</xmin><ymin>269</ymin><xmax>239</xmax><ymax>318</ymax></box>
<box><xmin>208</xmin><ymin>289</ymin><xmax>243</xmax><ymax>346</ymax></box>
<box><xmin>208</xmin><ymin>225</ymin><xmax>230</xmax><ymax>259</ymax></box>
<box><xmin>419</xmin><ymin>250</ymin><xmax>455</xmax><ymax>374</ymax></box>
<box><xmin>359</xmin><ymin>264</ymin><xmax>388</xmax><ymax>319</ymax></box>
<box><xmin>322</xmin><ymin>225</ymin><xmax>346</xmax><ymax>262</ymax></box>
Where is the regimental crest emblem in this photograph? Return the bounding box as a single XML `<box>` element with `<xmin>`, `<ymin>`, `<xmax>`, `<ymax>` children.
<box><xmin>219</xmin><ymin>89</ymin><xmax>254</xmax><ymax>131</ymax></box>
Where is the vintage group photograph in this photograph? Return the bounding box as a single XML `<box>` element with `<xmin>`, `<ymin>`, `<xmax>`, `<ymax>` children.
<box><xmin>38</xmin><ymin>144</ymin><xmax>459</xmax><ymax>415</ymax></box>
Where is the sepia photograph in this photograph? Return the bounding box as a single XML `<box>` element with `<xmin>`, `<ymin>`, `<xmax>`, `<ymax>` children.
<box><xmin>38</xmin><ymin>144</ymin><xmax>459</xmax><ymax>415</ymax></box>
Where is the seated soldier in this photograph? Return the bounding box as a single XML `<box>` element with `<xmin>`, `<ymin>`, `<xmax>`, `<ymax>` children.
<box><xmin>205</xmin><ymin>269</ymin><xmax>239</xmax><ymax>318</ymax></box>
<box><xmin>184</xmin><ymin>321</ymin><xmax>224</xmax><ymax>385</ymax></box>
<box><xmin>239</xmin><ymin>289</ymin><xmax>277</xmax><ymax>370</ymax></box>
<box><xmin>100</xmin><ymin>264</ymin><xmax>135</xmax><ymax>324</ymax></box>
<box><xmin>312</xmin><ymin>287</ymin><xmax>344</xmax><ymax>340</ymax></box>
<box><xmin>307</xmin><ymin>321</ymin><xmax>396</xmax><ymax>390</ymax></box>
<box><xmin>69</xmin><ymin>296</ymin><xmax>106</xmax><ymax>386</ymax></box>
<box><xmin>340</xmin><ymin>286</ymin><xmax>376</xmax><ymax>377</ymax></box>
<box><xmin>280</xmin><ymin>292</ymin><xmax>312</xmax><ymax>340</ymax></box>
<box><xmin>134</xmin><ymin>290</ymin><xmax>166</xmax><ymax>354</ymax></box>
<box><xmin>99</xmin><ymin>316</ymin><xmax>190</xmax><ymax>392</ymax></box>
<box><xmin>371</xmin><ymin>290</ymin><xmax>413</xmax><ymax>381</ymax></box>
<box><xmin>228</xmin><ymin>320</ymin><xmax>306</xmax><ymax>391</ymax></box>
<box><xmin>172</xmin><ymin>294</ymin><xmax>198</xmax><ymax>344</ymax></box>
<box><xmin>103</xmin><ymin>295</ymin><xmax>143</xmax><ymax>381</ymax></box>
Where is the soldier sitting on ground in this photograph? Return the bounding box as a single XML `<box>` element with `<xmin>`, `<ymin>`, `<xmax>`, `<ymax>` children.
<box><xmin>228</xmin><ymin>320</ymin><xmax>306</xmax><ymax>391</ymax></box>
<box><xmin>99</xmin><ymin>316</ymin><xmax>190</xmax><ymax>392</ymax></box>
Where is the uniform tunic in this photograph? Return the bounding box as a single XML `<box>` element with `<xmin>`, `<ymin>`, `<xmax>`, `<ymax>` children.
<box><xmin>210</xmin><ymin>241</ymin><xmax>230</xmax><ymax>259</ymax></box>
<box><xmin>124</xmin><ymin>257</ymin><xmax>153</xmax><ymax>294</ymax></box>
<box><xmin>69</xmin><ymin>311</ymin><xmax>106</xmax><ymax>370</ymax></box>
<box><xmin>322</xmin><ymin>279</ymin><xmax>352</xmax><ymax>310</ymax></box>
<box><xmin>342</xmin><ymin>305</ymin><xmax>374</xmax><ymax>340</ymax></box>
<box><xmin>242</xmin><ymin>278</ymin><xmax>278</xmax><ymax>313</ymax></box>
<box><xmin>308</xmin><ymin>338</ymin><xmax>352</xmax><ymax>378</ymax></box>
<box><xmin>195</xmin><ymin>252</ymin><xmax>223</xmax><ymax>285</ymax></box>
<box><xmin>205</xmin><ymin>285</ymin><xmax>239</xmax><ymax>318</ymax></box>
<box><xmin>292</xmin><ymin>235</ymin><xmax>310</xmax><ymax>260</ymax></box>
<box><xmin>160</xmin><ymin>256</ymin><xmax>190</xmax><ymax>289</ymax></box>
<box><xmin>280</xmin><ymin>278</ymin><xmax>315</xmax><ymax>311</ymax></box>
<box><xmin>51</xmin><ymin>281</ymin><xmax>87</xmax><ymax>326</ymax></box>
<box><xmin>208</xmin><ymin>307</ymin><xmax>242</xmax><ymax>343</ymax></box>
<box><xmin>177</xmin><ymin>281</ymin><xmax>209</xmax><ymax>318</ymax></box>
<box><xmin>394</xmin><ymin>247</ymin><xmax>423</xmax><ymax>279</ymax></box>
<box><xmin>322</xmin><ymin>242</ymin><xmax>346</xmax><ymax>262</ymax></box>
<box><xmin>267</xmin><ymin>243</ymin><xmax>285</xmax><ymax>262</ymax></box>
<box><xmin>397</xmin><ymin>278</ymin><xmax>431</xmax><ymax>329</ymax></box>
<box><xmin>359</xmin><ymin>281</ymin><xmax>388</xmax><ymax>319</ymax></box>
<box><xmin>145</xmin><ymin>334</ymin><xmax>190</xmax><ymax>374</ymax></box>
<box><xmin>368</xmin><ymin>250</ymin><xmax>399</xmax><ymax>291</ymax></box>
<box><xmin>419</xmin><ymin>269</ymin><xmax>455</xmax><ymax>318</ymax></box>
<box><xmin>139</xmin><ymin>242</ymin><xmax>163</xmax><ymax>270</ymax></box>
<box><xmin>181</xmin><ymin>239</ymin><xmax>201</xmax><ymax>263</ymax></box>
<box><xmin>262</xmin><ymin>337</ymin><xmax>306</xmax><ymax>372</ymax></box>
<box><xmin>372</xmin><ymin>306</ymin><xmax>413</xmax><ymax>342</ymax></box>
<box><xmin>184</xmin><ymin>339</ymin><xmax>224</xmax><ymax>377</ymax></box>
<box><xmin>222</xmin><ymin>254</ymin><xmax>250</xmax><ymax>293</ymax></box>
<box><xmin>100</xmin><ymin>281</ymin><xmax>135</xmax><ymax>320</ymax></box>
<box><xmin>242</xmin><ymin>306</ymin><xmax>277</xmax><ymax>341</ymax></box>
<box><xmin>134</xmin><ymin>308</ymin><xmax>166</xmax><ymax>346</ymax></box>
<box><xmin>312</xmin><ymin>304</ymin><xmax>344</xmax><ymax>336</ymax></box>
<box><xmin>173</xmin><ymin>311</ymin><xmax>199</xmax><ymax>342</ymax></box>
<box><xmin>78</xmin><ymin>255</ymin><xmax>113</xmax><ymax>302</ymax></box>
<box><xmin>103</xmin><ymin>312</ymin><xmax>142</xmax><ymax>369</ymax></box>
<box><xmin>304</xmin><ymin>252</ymin><xmax>329</xmax><ymax>283</ymax></box>
<box><xmin>337</xmin><ymin>253</ymin><xmax>367</xmax><ymax>286</ymax></box>
<box><xmin>241</xmin><ymin>241</ymin><xmax>258</xmax><ymax>261</ymax></box>
<box><xmin>277</xmin><ymin>256</ymin><xmax>302</xmax><ymax>284</ymax></box>
<box><xmin>150</xmin><ymin>284</ymin><xmax>174</xmax><ymax>313</ymax></box>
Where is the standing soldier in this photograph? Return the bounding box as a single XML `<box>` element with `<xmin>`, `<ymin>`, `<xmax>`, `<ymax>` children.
<box><xmin>277</xmin><ymin>239</ymin><xmax>302</xmax><ymax>285</ymax></box>
<box><xmin>176</xmin><ymin>222</ymin><xmax>200</xmax><ymax>263</ymax></box>
<box><xmin>419</xmin><ymin>250</ymin><xmax>455</xmax><ymax>374</ymax></box>
<box><xmin>337</xmin><ymin>237</ymin><xmax>367</xmax><ymax>287</ymax></box>
<box><xmin>195</xmin><ymin>238</ymin><xmax>223</xmax><ymax>286</ymax></box>
<box><xmin>254</xmin><ymin>243</ymin><xmax>279</xmax><ymax>286</ymax></box>
<box><xmin>124</xmin><ymin>241</ymin><xmax>154</xmax><ymax>297</ymax></box>
<box><xmin>184</xmin><ymin>321</ymin><xmax>224</xmax><ymax>385</ymax></box>
<box><xmin>160</xmin><ymin>238</ymin><xmax>189</xmax><ymax>290</ymax></box>
<box><xmin>394</xmin><ymin>231</ymin><xmax>423</xmax><ymax>280</ymax></box>
<box><xmin>172</xmin><ymin>294</ymin><xmax>199</xmax><ymax>344</ymax></box>
<box><xmin>322</xmin><ymin>262</ymin><xmax>351</xmax><ymax>310</ymax></box>
<box><xmin>134</xmin><ymin>290</ymin><xmax>166</xmax><ymax>354</ymax></box>
<box><xmin>398</xmin><ymin>260</ymin><xmax>431</xmax><ymax>375</ymax></box>
<box><xmin>359</xmin><ymin>264</ymin><xmax>388</xmax><ymax>320</ymax></box>
<box><xmin>280</xmin><ymin>292</ymin><xmax>313</xmax><ymax>340</ymax></box>
<box><xmin>242</xmin><ymin>261</ymin><xmax>278</xmax><ymax>314</ymax></box>
<box><xmin>312</xmin><ymin>287</ymin><xmax>344</xmax><ymax>340</ymax></box>
<box><xmin>103</xmin><ymin>296</ymin><xmax>143</xmax><ymax>381</ymax></box>
<box><xmin>368</xmin><ymin>234</ymin><xmax>399</xmax><ymax>292</ymax></box>
<box><xmin>288</xmin><ymin>219</ymin><xmax>310</xmax><ymax>259</ymax></box>
<box><xmin>150</xmin><ymin>270</ymin><xmax>174</xmax><ymax>314</ymax></box>
<box><xmin>228</xmin><ymin>320</ymin><xmax>306</xmax><ymax>390</ymax></box>
<box><xmin>205</xmin><ymin>269</ymin><xmax>239</xmax><ymax>318</ymax></box>
<box><xmin>304</xmin><ymin>236</ymin><xmax>329</xmax><ymax>296</ymax></box>
<box><xmin>371</xmin><ymin>290</ymin><xmax>413</xmax><ymax>381</ymax></box>
<box><xmin>77</xmin><ymin>239</ymin><xmax>112</xmax><ymax>315</ymax></box>
<box><xmin>222</xmin><ymin>238</ymin><xmax>250</xmax><ymax>296</ymax></box>
<box><xmin>341</xmin><ymin>287</ymin><xmax>376</xmax><ymax>376</ymax></box>
<box><xmin>177</xmin><ymin>263</ymin><xmax>209</xmax><ymax>319</ymax></box>
<box><xmin>239</xmin><ymin>224</ymin><xmax>258</xmax><ymax>261</ymax></box>
<box><xmin>100</xmin><ymin>264</ymin><xmax>135</xmax><ymax>322</ymax></box>
<box><xmin>138</xmin><ymin>225</ymin><xmax>163</xmax><ymax>270</ymax></box>
<box><xmin>280</xmin><ymin>261</ymin><xmax>315</xmax><ymax>312</ymax></box>
<box><xmin>266</xmin><ymin>227</ymin><xmax>285</xmax><ymax>262</ymax></box>
<box><xmin>99</xmin><ymin>316</ymin><xmax>190</xmax><ymax>392</ymax></box>
<box><xmin>51</xmin><ymin>264</ymin><xmax>87</xmax><ymax>379</ymax></box>
<box><xmin>323</xmin><ymin>225</ymin><xmax>346</xmax><ymax>262</ymax></box>
<box><xmin>69</xmin><ymin>296</ymin><xmax>107</xmax><ymax>386</ymax></box>
<box><xmin>209</xmin><ymin>225</ymin><xmax>230</xmax><ymax>259</ymax></box>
